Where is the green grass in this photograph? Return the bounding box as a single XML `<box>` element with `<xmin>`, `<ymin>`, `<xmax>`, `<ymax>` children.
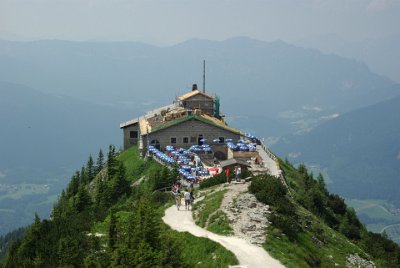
<box><xmin>207</xmin><ymin>211</ymin><xmax>233</xmax><ymax>235</ymax></box>
<box><xmin>170</xmin><ymin>231</ymin><xmax>238</xmax><ymax>267</ymax></box>
<box><xmin>193</xmin><ymin>189</ymin><xmax>228</xmax><ymax>228</ymax></box>
<box><xmin>264</xmin><ymin>206</ymin><xmax>369</xmax><ymax>268</ymax></box>
<box><xmin>118</xmin><ymin>146</ymin><xmax>160</xmax><ymax>182</ymax></box>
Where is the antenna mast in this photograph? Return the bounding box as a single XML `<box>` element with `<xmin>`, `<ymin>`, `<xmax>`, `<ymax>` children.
<box><xmin>203</xmin><ymin>60</ymin><xmax>206</xmax><ymax>93</ymax></box>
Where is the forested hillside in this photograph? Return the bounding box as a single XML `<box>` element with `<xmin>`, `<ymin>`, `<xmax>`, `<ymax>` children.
<box><xmin>1</xmin><ymin>146</ymin><xmax>238</xmax><ymax>267</ymax></box>
<box><xmin>253</xmin><ymin>159</ymin><xmax>400</xmax><ymax>267</ymax></box>
<box><xmin>2</xmin><ymin>145</ymin><xmax>400</xmax><ymax>267</ymax></box>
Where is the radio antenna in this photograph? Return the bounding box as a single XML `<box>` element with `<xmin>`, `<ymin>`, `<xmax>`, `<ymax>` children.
<box><xmin>203</xmin><ymin>60</ymin><xmax>206</xmax><ymax>93</ymax></box>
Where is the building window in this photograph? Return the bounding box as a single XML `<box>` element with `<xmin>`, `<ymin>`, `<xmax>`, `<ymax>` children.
<box><xmin>219</xmin><ymin>137</ymin><xmax>225</xmax><ymax>143</ymax></box>
<box><xmin>130</xmin><ymin>131</ymin><xmax>138</xmax><ymax>139</ymax></box>
<box><xmin>190</xmin><ymin>136</ymin><xmax>196</xmax><ymax>143</ymax></box>
<box><xmin>150</xmin><ymin>139</ymin><xmax>161</xmax><ymax>150</ymax></box>
<box><xmin>171</xmin><ymin>137</ymin><xmax>177</xmax><ymax>144</ymax></box>
<box><xmin>183</xmin><ymin>137</ymin><xmax>189</xmax><ymax>143</ymax></box>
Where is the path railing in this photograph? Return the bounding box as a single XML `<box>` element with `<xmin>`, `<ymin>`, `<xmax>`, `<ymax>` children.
<box><xmin>258</xmin><ymin>139</ymin><xmax>289</xmax><ymax>189</ymax></box>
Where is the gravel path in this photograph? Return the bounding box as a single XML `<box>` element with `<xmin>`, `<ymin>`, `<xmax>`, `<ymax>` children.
<box><xmin>163</xmin><ymin>203</ymin><xmax>284</xmax><ymax>268</ymax></box>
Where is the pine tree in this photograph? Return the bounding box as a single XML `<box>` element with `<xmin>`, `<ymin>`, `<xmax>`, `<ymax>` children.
<box><xmin>67</xmin><ymin>171</ymin><xmax>81</xmax><ymax>197</ymax></box>
<box><xmin>107</xmin><ymin>145</ymin><xmax>118</xmax><ymax>179</ymax></box>
<box><xmin>108</xmin><ymin>212</ymin><xmax>117</xmax><ymax>250</ymax></box>
<box><xmin>111</xmin><ymin>162</ymin><xmax>130</xmax><ymax>202</ymax></box>
<box><xmin>96</xmin><ymin>149</ymin><xmax>105</xmax><ymax>174</ymax></box>
<box><xmin>80</xmin><ymin>165</ymin><xmax>88</xmax><ymax>184</ymax></box>
<box><xmin>86</xmin><ymin>155</ymin><xmax>95</xmax><ymax>182</ymax></box>
<box><xmin>74</xmin><ymin>184</ymin><xmax>92</xmax><ymax>212</ymax></box>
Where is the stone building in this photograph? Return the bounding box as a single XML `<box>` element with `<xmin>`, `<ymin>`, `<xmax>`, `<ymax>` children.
<box><xmin>120</xmin><ymin>85</ymin><xmax>242</xmax><ymax>159</ymax></box>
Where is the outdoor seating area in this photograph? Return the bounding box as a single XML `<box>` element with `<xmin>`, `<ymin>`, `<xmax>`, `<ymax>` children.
<box><xmin>148</xmin><ymin>145</ymin><xmax>211</xmax><ymax>182</ymax></box>
<box><xmin>226</xmin><ymin>137</ymin><xmax>257</xmax><ymax>152</ymax></box>
<box><xmin>148</xmin><ymin>134</ymin><xmax>263</xmax><ymax>184</ymax></box>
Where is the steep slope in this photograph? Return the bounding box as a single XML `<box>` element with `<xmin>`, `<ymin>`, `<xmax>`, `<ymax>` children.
<box><xmin>1</xmin><ymin>146</ymin><xmax>239</xmax><ymax>267</ymax></box>
<box><xmin>272</xmin><ymin>96</ymin><xmax>400</xmax><ymax>205</ymax></box>
<box><xmin>2</xmin><ymin>145</ymin><xmax>400</xmax><ymax>267</ymax></box>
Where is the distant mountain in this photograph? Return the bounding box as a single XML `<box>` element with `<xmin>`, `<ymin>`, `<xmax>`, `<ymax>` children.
<box><xmin>272</xmin><ymin>96</ymin><xmax>400</xmax><ymax>205</ymax></box>
<box><xmin>1</xmin><ymin>37</ymin><xmax>400</xmax><ymax>235</ymax></box>
<box><xmin>296</xmin><ymin>33</ymin><xmax>400</xmax><ymax>83</ymax></box>
<box><xmin>1</xmin><ymin>37</ymin><xmax>399</xmax><ymax>138</ymax></box>
<box><xmin>0</xmin><ymin>81</ymin><xmax>129</xmax><ymax>234</ymax></box>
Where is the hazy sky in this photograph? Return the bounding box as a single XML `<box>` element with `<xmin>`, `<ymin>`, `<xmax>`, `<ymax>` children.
<box><xmin>1</xmin><ymin>0</ymin><xmax>399</xmax><ymax>45</ymax></box>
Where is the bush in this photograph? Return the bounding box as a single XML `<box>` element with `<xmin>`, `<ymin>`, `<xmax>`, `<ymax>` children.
<box><xmin>199</xmin><ymin>173</ymin><xmax>226</xmax><ymax>189</ymax></box>
<box><xmin>151</xmin><ymin>191</ymin><xmax>172</xmax><ymax>206</ymax></box>
<box><xmin>270</xmin><ymin>214</ymin><xmax>299</xmax><ymax>241</ymax></box>
<box><xmin>249</xmin><ymin>175</ymin><xmax>287</xmax><ymax>206</ymax></box>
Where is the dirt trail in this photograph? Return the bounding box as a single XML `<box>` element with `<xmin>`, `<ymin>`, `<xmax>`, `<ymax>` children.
<box><xmin>162</xmin><ymin>186</ymin><xmax>284</xmax><ymax>268</ymax></box>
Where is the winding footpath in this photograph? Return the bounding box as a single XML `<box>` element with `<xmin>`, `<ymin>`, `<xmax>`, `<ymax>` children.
<box><xmin>163</xmin><ymin>205</ymin><xmax>284</xmax><ymax>268</ymax></box>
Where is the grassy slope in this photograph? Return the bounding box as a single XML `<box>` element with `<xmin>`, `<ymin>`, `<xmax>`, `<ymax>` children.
<box><xmin>264</xmin><ymin>159</ymin><xmax>374</xmax><ymax>267</ymax></box>
<box><xmin>192</xmin><ymin>187</ymin><xmax>233</xmax><ymax>235</ymax></box>
<box><xmin>94</xmin><ymin>147</ymin><xmax>238</xmax><ymax>267</ymax></box>
<box><xmin>264</xmin><ymin>204</ymin><xmax>368</xmax><ymax>267</ymax></box>
<box><xmin>196</xmin><ymin>173</ymin><xmax>370</xmax><ymax>267</ymax></box>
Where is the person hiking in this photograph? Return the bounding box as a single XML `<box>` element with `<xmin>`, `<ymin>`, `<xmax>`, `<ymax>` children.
<box><xmin>175</xmin><ymin>189</ymin><xmax>182</xmax><ymax>210</ymax></box>
<box><xmin>190</xmin><ymin>189</ymin><xmax>195</xmax><ymax>208</ymax></box>
<box><xmin>225</xmin><ymin>168</ymin><xmax>230</xmax><ymax>183</ymax></box>
<box><xmin>184</xmin><ymin>189</ymin><xmax>191</xmax><ymax>210</ymax></box>
<box><xmin>235</xmin><ymin>165</ymin><xmax>241</xmax><ymax>181</ymax></box>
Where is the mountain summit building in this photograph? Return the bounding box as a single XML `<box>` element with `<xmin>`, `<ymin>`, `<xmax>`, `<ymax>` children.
<box><xmin>120</xmin><ymin>84</ymin><xmax>242</xmax><ymax>159</ymax></box>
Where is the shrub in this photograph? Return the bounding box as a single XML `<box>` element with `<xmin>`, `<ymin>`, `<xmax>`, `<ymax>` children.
<box><xmin>199</xmin><ymin>173</ymin><xmax>226</xmax><ymax>189</ymax></box>
<box><xmin>249</xmin><ymin>175</ymin><xmax>287</xmax><ymax>206</ymax></box>
<box><xmin>270</xmin><ymin>214</ymin><xmax>299</xmax><ymax>241</ymax></box>
<box><xmin>151</xmin><ymin>191</ymin><xmax>172</xmax><ymax>206</ymax></box>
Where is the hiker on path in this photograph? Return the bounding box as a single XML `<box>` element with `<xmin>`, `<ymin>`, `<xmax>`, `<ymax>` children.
<box><xmin>225</xmin><ymin>168</ymin><xmax>230</xmax><ymax>183</ymax></box>
<box><xmin>184</xmin><ymin>189</ymin><xmax>191</xmax><ymax>210</ymax></box>
<box><xmin>174</xmin><ymin>189</ymin><xmax>182</xmax><ymax>210</ymax></box>
<box><xmin>190</xmin><ymin>189</ymin><xmax>195</xmax><ymax>207</ymax></box>
<box><xmin>235</xmin><ymin>165</ymin><xmax>241</xmax><ymax>181</ymax></box>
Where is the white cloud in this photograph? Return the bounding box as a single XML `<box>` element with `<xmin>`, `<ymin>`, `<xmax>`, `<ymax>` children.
<box><xmin>0</xmin><ymin>170</ymin><xmax>6</xmax><ymax>178</ymax></box>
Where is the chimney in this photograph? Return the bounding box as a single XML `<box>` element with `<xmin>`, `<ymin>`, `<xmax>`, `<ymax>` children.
<box><xmin>192</xmin><ymin>84</ymin><xmax>198</xmax><ymax>91</ymax></box>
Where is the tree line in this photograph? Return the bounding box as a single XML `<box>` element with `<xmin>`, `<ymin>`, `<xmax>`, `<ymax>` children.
<box><xmin>1</xmin><ymin>145</ymin><xmax>186</xmax><ymax>267</ymax></box>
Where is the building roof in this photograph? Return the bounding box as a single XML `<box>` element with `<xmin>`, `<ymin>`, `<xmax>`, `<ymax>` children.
<box><xmin>220</xmin><ymin>158</ymin><xmax>251</xmax><ymax>168</ymax></box>
<box><xmin>120</xmin><ymin>117</ymin><xmax>140</xmax><ymax>128</ymax></box>
<box><xmin>147</xmin><ymin>114</ymin><xmax>241</xmax><ymax>136</ymax></box>
<box><xmin>178</xmin><ymin>90</ymin><xmax>214</xmax><ymax>101</ymax></box>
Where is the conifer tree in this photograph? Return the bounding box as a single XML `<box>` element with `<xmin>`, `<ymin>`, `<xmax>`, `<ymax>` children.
<box><xmin>108</xmin><ymin>212</ymin><xmax>117</xmax><ymax>250</ymax></box>
<box><xmin>80</xmin><ymin>165</ymin><xmax>88</xmax><ymax>184</ymax></box>
<box><xmin>96</xmin><ymin>149</ymin><xmax>105</xmax><ymax>174</ymax></box>
<box><xmin>66</xmin><ymin>172</ymin><xmax>80</xmax><ymax>197</ymax></box>
<box><xmin>107</xmin><ymin>145</ymin><xmax>118</xmax><ymax>179</ymax></box>
<box><xmin>74</xmin><ymin>184</ymin><xmax>92</xmax><ymax>212</ymax></box>
<box><xmin>111</xmin><ymin>162</ymin><xmax>130</xmax><ymax>202</ymax></box>
<box><xmin>86</xmin><ymin>154</ymin><xmax>95</xmax><ymax>182</ymax></box>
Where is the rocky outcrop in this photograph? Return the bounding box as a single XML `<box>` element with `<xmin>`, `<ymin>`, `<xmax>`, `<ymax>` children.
<box><xmin>346</xmin><ymin>254</ymin><xmax>376</xmax><ymax>268</ymax></box>
<box><xmin>223</xmin><ymin>192</ymin><xmax>271</xmax><ymax>245</ymax></box>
